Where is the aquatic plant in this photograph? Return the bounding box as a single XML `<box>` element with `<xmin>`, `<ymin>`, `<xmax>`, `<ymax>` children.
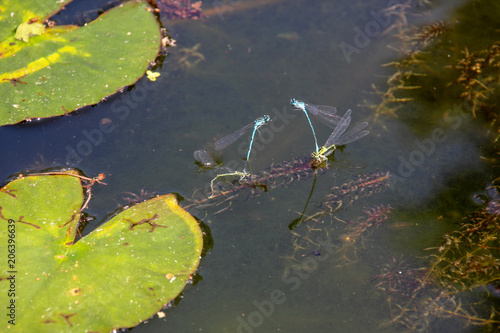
<box><xmin>121</xmin><ymin>188</ymin><xmax>158</xmax><ymax>205</ymax></box>
<box><xmin>352</xmin><ymin>1</ymin><xmax>500</xmax><ymax>329</ymax></box>
<box><xmin>448</xmin><ymin>43</ymin><xmax>500</xmax><ymax>117</ymax></box>
<box><xmin>285</xmin><ymin>172</ymin><xmax>393</xmax><ymax>265</ymax></box>
<box><xmin>0</xmin><ymin>0</ymin><xmax>161</xmax><ymax>126</ymax></box>
<box><xmin>360</xmin><ymin>0</ymin><xmax>500</xmax><ymax>132</ymax></box>
<box><xmin>319</xmin><ymin>172</ymin><xmax>392</xmax><ymax>212</ymax></box>
<box><xmin>407</xmin><ymin>21</ymin><xmax>450</xmax><ymax>54</ymax></box>
<box><xmin>372</xmin><ymin>255</ymin><xmax>425</xmax><ymax>296</ymax></box>
<box><xmin>357</xmin><ymin>2</ymin><xmax>434</xmax><ymax>120</ymax></box>
<box><xmin>430</xmin><ymin>202</ymin><xmax>500</xmax><ymax>290</ymax></box>
<box><xmin>185</xmin><ymin>156</ymin><xmax>325</xmax><ymax>212</ymax></box>
<box><xmin>375</xmin><ymin>193</ymin><xmax>500</xmax><ymax>331</ymax></box>
<box><xmin>168</xmin><ymin>42</ymin><xmax>206</xmax><ymax>71</ymax></box>
<box><xmin>157</xmin><ymin>0</ymin><xmax>203</xmax><ymax>20</ymax></box>
<box><xmin>336</xmin><ymin>204</ymin><xmax>393</xmax><ymax>262</ymax></box>
<box><xmin>0</xmin><ymin>171</ymin><xmax>203</xmax><ymax>332</ymax></box>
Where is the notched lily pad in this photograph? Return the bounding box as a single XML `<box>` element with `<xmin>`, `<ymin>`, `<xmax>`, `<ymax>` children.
<box><xmin>0</xmin><ymin>0</ymin><xmax>161</xmax><ymax>126</ymax></box>
<box><xmin>0</xmin><ymin>172</ymin><xmax>203</xmax><ymax>331</ymax></box>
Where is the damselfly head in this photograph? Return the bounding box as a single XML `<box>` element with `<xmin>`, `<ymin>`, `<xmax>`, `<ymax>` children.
<box><xmin>290</xmin><ymin>98</ymin><xmax>304</xmax><ymax>109</ymax></box>
<box><xmin>254</xmin><ymin>115</ymin><xmax>271</xmax><ymax>127</ymax></box>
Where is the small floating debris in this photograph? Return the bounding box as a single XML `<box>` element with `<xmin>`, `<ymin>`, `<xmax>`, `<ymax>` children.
<box><xmin>276</xmin><ymin>32</ymin><xmax>299</xmax><ymax>41</ymax></box>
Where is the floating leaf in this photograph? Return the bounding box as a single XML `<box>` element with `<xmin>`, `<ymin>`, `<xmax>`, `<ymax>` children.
<box><xmin>0</xmin><ymin>172</ymin><xmax>203</xmax><ymax>331</ymax></box>
<box><xmin>0</xmin><ymin>0</ymin><xmax>161</xmax><ymax>126</ymax></box>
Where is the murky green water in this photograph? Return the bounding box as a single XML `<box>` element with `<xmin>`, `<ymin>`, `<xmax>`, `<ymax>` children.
<box><xmin>2</xmin><ymin>0</ymin><xmax>499</xmax><ymax>332</ymax></box>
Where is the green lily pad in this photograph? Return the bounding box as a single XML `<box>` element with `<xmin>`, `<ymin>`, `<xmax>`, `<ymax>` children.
<box><xmin>0</xmin><ymin>172</ymin><xmax>203</xmax><ymax>331</ymax></box>
<box><xmin>0</xmin><ymin>0</ymin><xmax>161</xmax><ymax>126</ymax></box>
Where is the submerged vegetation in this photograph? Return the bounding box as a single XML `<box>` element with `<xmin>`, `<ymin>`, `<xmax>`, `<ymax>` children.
<box><xmin>374</xmin><ymin>189</ymin><xmax>500</xmax><ymax>331</ymax></box>
<box><xmin>157</xmin><ymin>0</ymin><xmax>203</xmax><ymax>20</ymax></box>
<box><xmin>353</xmin><ymin>0</ymin><xmax>500</xmax><ymax>330</ymax></box>
<box><xmin>361</xmin><ymin>0</ymin><xmax>500</xmax><ymax>138</ymax></box>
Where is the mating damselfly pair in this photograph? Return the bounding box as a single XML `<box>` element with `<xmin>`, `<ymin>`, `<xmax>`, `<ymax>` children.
<box><xmin>194</xmin><ymin>99</ymin><xmax>369</xmax><ymax>197</ymax></box>
<box><xmin>194</xmin><ymin>115</ymin><xmax>270</xmax><ymax>196</ymax></box>
<box><xmin>290</xmin><ymin>98</ymin><xmax>369</xmax><ymax>163</ymax></box>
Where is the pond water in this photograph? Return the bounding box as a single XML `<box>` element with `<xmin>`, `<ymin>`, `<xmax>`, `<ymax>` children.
<box><xmin>1</xmin><ymin>0</ymin><xmax>499</xmax><ymax>332</ymax></box>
